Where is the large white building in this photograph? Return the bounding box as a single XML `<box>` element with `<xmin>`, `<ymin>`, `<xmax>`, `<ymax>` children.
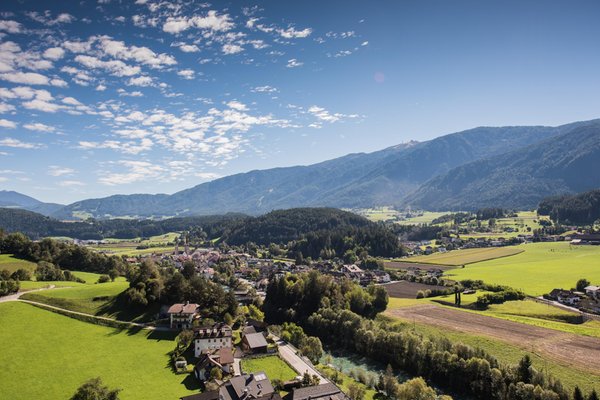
<box><xmin>194</xmin><ymin>323</ymin><xmax>233</xmax><ymax>357</ymax></box>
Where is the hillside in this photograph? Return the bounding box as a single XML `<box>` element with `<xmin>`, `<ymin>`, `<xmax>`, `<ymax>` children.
<box><xmin>405</xmin><ymin>120</ymin><xmax>600</xmax><ymax>210</ymax></box>
<box><xmin>0</xmin><ymin>190</ymin><xmax>63</xmax><ymax>216</ymax></box>
<box><xmin>538</xmin><ymin>189</ymin><xmax>600</xmax><ymax>224</ymax></box>
<box><xmin>53</xmin><ymin>123</ymin><xmax>572</xmax><ymax>219</ymax></box>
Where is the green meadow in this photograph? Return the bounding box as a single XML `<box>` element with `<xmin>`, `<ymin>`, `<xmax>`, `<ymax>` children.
<box><xmin>408</xmin><ymin>246</ymin><xmax>523</xmax><ymax>266</ymax></box>
<box><xmin>0</xmin><ymin>302</ymin><xmax>196</xmax><ymax>400</ymax></box>
<box><xmin>0</xmin><ymin>253</ymin><xmax>37</xmax><ymax>273</ymax></box>
<box><xmin>446</xmin><ymin>242</ymin><xmax>600</xmax><ymax>296</ymax></box>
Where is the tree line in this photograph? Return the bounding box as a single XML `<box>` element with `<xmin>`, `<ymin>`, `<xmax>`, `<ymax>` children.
<box><xmin>538</xmin><ymin>189</ymin><xmax>600</xmax><ymax>225</ymax></box>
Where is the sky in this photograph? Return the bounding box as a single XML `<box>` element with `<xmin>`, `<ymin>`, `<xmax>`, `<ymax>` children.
<box><xmin>1</xmin><ymin>0</ymin><xmax>600</xmax><ymax>204</ymax></box>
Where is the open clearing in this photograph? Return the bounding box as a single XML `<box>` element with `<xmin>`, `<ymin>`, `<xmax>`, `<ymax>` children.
<box><xmin>386</xmin><ymin>304</ymin><xmax>600</xmax><ymax>375</ymax></box>
<box><xmin>408</xmin><ymin>246</ymin><xmax>524</xmax><ymax>266</ymax></box>
<box><xmin>240</xmin><ymin>356</ymin><xmax>297</xmax><ymax>382</ymax></box>
<box><xmin>446</xmin><ymin>242</ymin><xmax>600</xmax><ymax>296</ymax></box>
<box><xmin>0</xmin><ymin>253</ymin><xmax>37</xmax><ymax>273</ymax></box>
<box><xmin>0</xmin><ymin>301</ymin><xmax>194</xmax><ymax>400</ymax></box>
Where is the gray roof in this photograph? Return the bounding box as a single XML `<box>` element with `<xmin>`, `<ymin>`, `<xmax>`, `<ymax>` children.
<box><xmin>220</xmin><ymin>373</ymin><xmax>274</xmax><ymax>400</ymax></box>
<box><xmin>291</xmin><ymin>383</ymin><xmax>346</xmax><ymax>400</ymax></box>
<box><xmin>243</xmin><ymin>332</ymin><xmax>268</xmax><ymax>349</ymax></box>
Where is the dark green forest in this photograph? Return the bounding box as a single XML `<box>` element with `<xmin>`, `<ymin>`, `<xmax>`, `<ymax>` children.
<box><xmin>538</xmin><ymin>189</ymin><xmax>600</xmax><ymax>225</ymax></box>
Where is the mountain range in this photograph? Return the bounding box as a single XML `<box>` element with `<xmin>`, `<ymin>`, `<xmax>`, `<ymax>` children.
<box><xmin>3</xmin><ymin>118</ymin><xmax>600</xmax><ymax>219</ymax></box>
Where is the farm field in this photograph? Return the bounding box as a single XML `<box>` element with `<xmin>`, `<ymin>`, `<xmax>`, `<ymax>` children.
<box><xmin>88</xmin><ymin>244</ymin><xmax>174</xmax><ymax>256</ymax></box>
<box><xmin>395</xmin><ymin>211</ymin><xmax>450</xmax><ymax>225</ymax></box>
<box><xmin>0</xmin><ymin>253</ymin><xmax>36</xmax><ymax>273</ymax></box>
<box><xmin>240</xmin><ymin>356</ymin><xmax>297</xmax><ymax>382</ymax></box>
<box><xmin>0</xmin><ymin>302</ymin><xmax>194</xmax><ymax>400</ymax></box>
<box><xmin>387</xmin><ymin>296</ymin><xmax>600</xmax><ymax>338</ymax></box>
<box><xmin>384</xmin><ymin>261</ymin><xmax>453</xmax><ymax>271</ymax></box>
<box><xmin>378</xmin><ymin>313</ymin><xmax>600</xmax><ymax>393</ymax></box>
<box><xmin>382</xmin><ymin>281</ymin><xmax>448</xmax><ymax>299</ymax></box>
<box><xmin>446</xmin><ymin>242</ymin><xmax>600</xmax><ymax>296</ymax></box>
<box><xmin>408</xmin><ymin>246</ymin><xmax>524</xmax><ymax>266</ymax></box>
<box><xmin>353</xmin><ymin>207</ymin><xmax>401</xmax><ymax>222</ymax></box>
<box><xmin>385</xmin><ymin>304</ymin><xmax>600</xmax><ymax>384</ymax></box>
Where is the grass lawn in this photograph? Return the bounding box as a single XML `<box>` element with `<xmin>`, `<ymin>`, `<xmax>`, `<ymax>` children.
<box><xmin>0</xmin><ymin>302</ymin><xmax>196</xmax><ymax>400</ymax></box>
<box><xmin>408</xmin><ymin>246</ymin><xmax>523</xmax><ymax>266</ymax></box>
<box><xmin>317</xmin><ymin>364</ymin><xmax>377</xmax><ymax>400</ymax></box>
<box><xmin>240</xmin><ymin>356</ymin><xmax>297</xmax><ymax>382</ymax></box>
<box><xmin>395</xmin><ymin>211</ymin><xmax>450</xmax><ymax>225</ymax></box>
<box><xmin>89</xmin><ymin>245</ymin><xmax>175</xmax><ymax>256</ymax></box>
<box><xmin>446</xmin><ymin>242</ymin><xmax>600</xmax><ymax>296</ymax></box>
<box><xmin>377</xmin><ymin>314</ymin><xmax>600</xmax><ymax>393</ymax></box>
<box><xmin>0</xmin><ymin>253</ymin><xmax>37</xmax><ymax>273</ymax></box>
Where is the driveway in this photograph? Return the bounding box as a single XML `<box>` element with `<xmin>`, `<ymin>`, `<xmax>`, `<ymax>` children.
<box><xmin>0</xmin><ymin>285</ymin><xmax>57</xmax><ymax>303</ymax></box>
<box><xmin>274</xmin><ymin>337</ymin><xmax>327</xmax><ymax>384</ymax></box>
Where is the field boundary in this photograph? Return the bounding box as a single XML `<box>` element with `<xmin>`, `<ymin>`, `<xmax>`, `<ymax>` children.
<box><xmin>403</xmin><ymin>247</ymin><xmax>524</xmax><ymax>267</ymax></box>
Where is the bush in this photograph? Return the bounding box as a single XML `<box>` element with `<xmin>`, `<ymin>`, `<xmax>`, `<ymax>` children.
<box><xmin>416</xmin><ymin>290</ymin><xmax>425</xmax><ymax>299</ymax></box>
<box><xmin>97</xmin><ymin>275</ymin><xmax>111</xmax><ymax>284</ymax></box>
<box><xmin>11</xmin><ymin>268</ymin><xmax>32</xmax><ymax>281</ymax></box>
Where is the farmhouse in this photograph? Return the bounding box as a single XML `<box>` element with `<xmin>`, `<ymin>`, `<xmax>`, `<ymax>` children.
<box><xmin>194</xmin><ymin>347</ymin><xmax>235</xmax><ymax>381</ymax></box>
<box><xmin>194</xmin><ymin>323</ymin><xmax>233</xmax><ymax>357</ymax></box>
<box><xmin>241</xmin><ymin>332</ymin><xmax>269</xmax><ymax>354</ymax></box>
<box><xmin>548</xmin><ymin>289</ymin><xmax>581</xmax><ymax>305</ymax></box>
<box><xmin>167</xmin><ymin>301</ymin><xmax>199</xmax><ymax>329</ymax></box>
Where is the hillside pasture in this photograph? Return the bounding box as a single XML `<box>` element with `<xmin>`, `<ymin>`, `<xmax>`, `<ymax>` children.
<box><xmin>0</xmin><ymin>253</ymin><xmax>36</xmax><ymax>274</ymax></box>
<box><xmin>0</xmin><ymin>302</ymin><xmax>194</xmax><ymax>400</ymax></box>
<box><xmin>408</xmin><ymin>246</ymin><xmax>523</xmax><ymax>266</ymax></box>
<box><xmin>446</xmin><ymin>242</ymin><xmax>600</xmax><ymax>296</ymax></box>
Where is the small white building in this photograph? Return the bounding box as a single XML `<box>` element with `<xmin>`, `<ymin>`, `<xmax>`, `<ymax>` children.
<box><xmin>167</xmin><ymin>301</ymin><xmax>199</xmax><ymax>330</ymax></box>
<box><xmin>584</xmin><ymin>285</ymin><xmax>600</xmax><ymax>299</ymax></box>
<box><xmin>194</xmin><ymin>323</ymin><xmax>233</xmax><ymax>357</ymax></box>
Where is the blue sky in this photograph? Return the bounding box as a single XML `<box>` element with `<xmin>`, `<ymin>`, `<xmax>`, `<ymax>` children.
<box><xmin>1</xmin><ymin>0</ymin><xmax>600</xmax><ymax>204</ymax></box>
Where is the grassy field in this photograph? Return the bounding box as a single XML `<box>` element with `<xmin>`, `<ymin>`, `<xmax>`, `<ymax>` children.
<box><xmin>88</xmin><ymin>245</ymin><xmax>174</xmax><ymax>256</ymax></box>
<box><xmin>0</xmin><ymin>302</ymin><xmax>195</xmax><ymax>400</ymax></box>
<box><xmin>395</xmin><ymin>211</ymin><xmax>450</xmax><ymax>225</ymax></box>
<box><xmin>0</xmin><ymin>253</ymin><xmax>37</xmax><ymax>273</ymax></box>
<box><xmin>378</xmin><ymin>313</ymin><xmax>600</xmax><ymax>393</ymax></box>
<box><xmin>446</xmin><ymin>242</ymin><xmax>600</xmax><ymax>296</ymax></box>
<box><xmin>408</xmin><ymin>246</ymin><xmax>524</xmax><ymax>266</ymax></box>
<box><xmin>240</xmin><ymin>356</ymin><xmax>297</xmax><ymax>382</ymax></box>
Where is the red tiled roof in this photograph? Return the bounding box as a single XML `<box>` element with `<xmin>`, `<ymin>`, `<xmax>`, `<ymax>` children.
<box><xmin>167</xmin><ymin>303</ymin><xmax>199</xmax><ymax>314</ymax></box>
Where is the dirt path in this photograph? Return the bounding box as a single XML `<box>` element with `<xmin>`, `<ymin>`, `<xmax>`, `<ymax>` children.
<box><xmin>0</xmin><ymin>285</ymin><xmax>59</xmax><ymax>302</ymax></box>
<box><xmin>387</xmin><ymin>304</ymin><xmax>600</xmax><ymax>372</ymax></box>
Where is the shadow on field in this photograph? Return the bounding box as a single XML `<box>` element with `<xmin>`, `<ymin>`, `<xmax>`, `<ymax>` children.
<box><xmin>148</xmin><ymin>329</ymin><xmax>177</xmax><ymax>341</ymax></box>
<box><xmin>181</xmin><ymin>373</ymin><xmax>201</xmax><ymax>391</ymax></box>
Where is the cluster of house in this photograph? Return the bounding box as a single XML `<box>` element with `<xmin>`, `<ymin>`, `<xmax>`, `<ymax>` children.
<box><xmin>167</xmin><ymin>302</ymin><xmax>349</xmax><ymax>400</ymax></box>
<box><xmin>546</xmin><ymin>285</ymin><xmax>600</xmax><ymax>314</ymax></box>
<box><xmin>567</xmin><ymin>233</ymin><xmax>600</xmax><ymax>245</ymax></box>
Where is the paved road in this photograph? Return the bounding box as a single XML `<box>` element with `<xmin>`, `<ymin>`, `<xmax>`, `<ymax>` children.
<box><xmin>273</xmin><ymin>336</ymin><xmax>327</xmax><ymax>384</ymax></box>
<box><xmin>0</xmin><ymin>285</ymin><xmax>58</xmax><ymax>302</ymax></box>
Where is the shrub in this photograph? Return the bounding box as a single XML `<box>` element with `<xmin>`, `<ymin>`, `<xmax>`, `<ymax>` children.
<box><xmin>416</xmin><ymin>290</ymin><xmax>425</xmax><ymax>299</ymax></box>
<box><xmin>97</xmin><ymin>275</ymin><xmax>111</xmax><ymax>284</ymax></box>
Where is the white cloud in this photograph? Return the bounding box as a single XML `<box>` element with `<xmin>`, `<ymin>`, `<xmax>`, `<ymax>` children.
<box><xmin>0</xmin><ymin>71</ymin><xmax>50</xmax><ymax>85</ymax></box>
<box><xmin>177</xmin><ymin>43</ymin><xmax>200</xmax><ymax>53</ymax></box>
<box><xmin>98</xmin><ymin>160</ymin><xmax>165</xmax><ymax>185</ymax></box>
<box><xmin>95</xmin><ymin>84</ymin><xmax>107</xmax><ymax>91</ymax></box>
<box><xmin>78</xmin><ymin>138</ymin><xmax>153</xmax><ymax>155</ymax></box>
<box><xmin>308</xmin><ymin>105</ymin><xmax>359</xmax><ymax>124</ymax></box>
<box><xmin>177</xmin><ymin>69</ymin><xmax>195</xmax><ymax>79</ymax></box>
<box><xmin>196</xmin><ymin>172</ymin><xmax>220</xmax><ymax>180</ymax></box>
<box><xmin>0</xmin><ymin>137</ymin><xmax>41</xmax><ymax>149</ymax></box>
<box><xmin>222</xmin><ymin>44</ymin><xmax>243</xmax><ymax>55</ymax></box>
<box><xmin>98</xmin><ymin>37</ymin><xmax>177</xmax><ymax>69</ymax></box>
<box><xmin>278</xmin><ymin>27</ymin><xmax>312</xmax><ymax>39</ymax></box>
<box><xmin>226</xmin><ymin>100</ymin><xmax>248</xmax><ymax>111</ymax></box>
<box><xmin>50</xmin><ymin>78</ymin><xmax>68</xmax><ymax>87</ymax></box>
<box><xmin>361</xmin><ymin>41</ymin><xmax>369</xmax><ymax>46</ymax></box>
<box><xmin>0</xmin><ymin>118</ymin><xmax>17</xmax><ymax>128</ymax></box>
<box><xmin>163</xmin><ymin>11</ymin><xmax>234</xmax><ymax>34</ymax></box>
<box><xmin>75</xmin><ymin>55</ymin><xmax>141</xmax><ymax>77</ymax></box>
<box><xmin>43</xmin><ymin>47</ymin><xmax>65</xmax><ymax>60</ymax></box>
<box><xmin>0</xmin><ymin>20</ymin><xmax>22</xmax><ymax>34</ymax></box>
<box><xmin>26</xmin><ymin>11</ymin><xmax>75</xmax><ymax>26</ymax></box>
<box><xmin>252</xmin><ymin>85</ymin><xmax>278</xmax><ymax>93</ymax></box>
<box><xmin>0</xmin><ymin>103</ymin><xmax>15</xmax><ymax>113</ymax></box>
<box><xmin>24</xmin><ymin>122</ymin><xmax>56</xmax><ymax>132</ymax></box>
<box><xmin>286</xmin><ymin>59</ymin><xmax>303</xmax><ymax>68</ymax></box>
<box><xmin>48</xmin><ymin>166</ymin><xmax>75</xmax><ymax>176</ymax></box>
<box><xmin>58</xmin><ymin>180</ymin><xmax>85</xmax><ymax>187</ymax></box>
<box><xmin>62</xmin><ymin>96</ymin><xmax>83</xmax><ymax>106</ymax></box>
<box><xmin>127</xmin><ymin>76</ymin><xmax>153</xmax><ymax>86</ymax></box>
